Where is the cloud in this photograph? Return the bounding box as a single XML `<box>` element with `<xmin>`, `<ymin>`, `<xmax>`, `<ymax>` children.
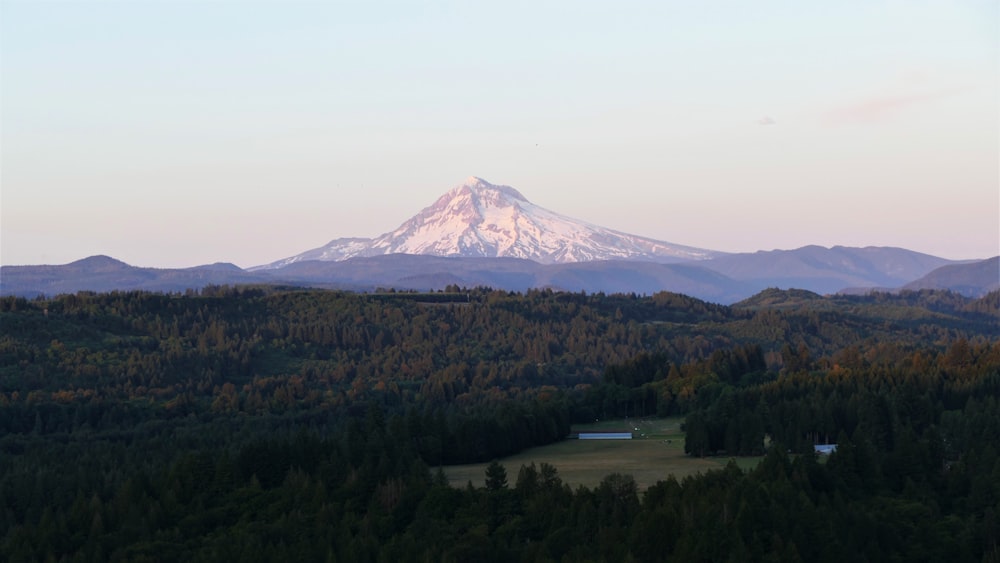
<box><xmin>824</xmin><ymin>88</ymin><xmax>968</xmax><ymax>125</ymax></box>
<box><xmin>757</xmin><ymin>116</ymin><xmax>776</xmax><ymax>126</ymax></box>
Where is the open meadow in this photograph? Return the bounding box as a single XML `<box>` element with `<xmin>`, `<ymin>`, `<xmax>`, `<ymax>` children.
<box><xmin>444</xmin><ymin>417</ymin><xmax>763</xmax><ymax>491</ymax></box>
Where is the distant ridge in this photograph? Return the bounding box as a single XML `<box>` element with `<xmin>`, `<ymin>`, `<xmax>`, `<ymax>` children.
<box><xmin>267</xmin><ymin>254</ymin><xmax>755</xmax><ymax>303</ymax></box>
<box><xmin>901</xmin><ymin>256</ymin><xmax>1000</xmax><ymax>297</ymax></box>
<box><xmin>700</xmin><ymin>245</ymin><xmax>954</xmax><ymax>294</ymax></box>
<box><xmin>4</xmin><ymin>245</ymin><xmax>977</xmax><ymax>305</ymax></box>
<box><xmin>0</xmin><ymin>256</ymin><xmax>267</xmax><ymax>298</ymax></box>
<box><xmin>1</xmin><ymin>247</ymin><xmax>975</xmax><ymax>304</ymax></box>
<box><xmin>68</xmin><ymin>255</ymin><xmax>131</xmax><ymax>270</ymax></box>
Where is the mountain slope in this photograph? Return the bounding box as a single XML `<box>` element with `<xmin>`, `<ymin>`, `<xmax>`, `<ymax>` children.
<box><xmin>901</xmin><ymin>256</ymin><xmax>1000</xmax><ymax>297</ymax></box>
<box><xmin>699</xmin><ymin>245</ymin><xmax>955</xmax><ymax>295</ymax></box>
<box><xmin>0</xmin><ymin>257</ymin><xmax>270</xmax><ymax>297</ymax></box>
<box><xmin>255</xmin><ymin>177</ymin><xmax>719</xmax><ymax>269</ymax></box>
<box><xmin>258</xmin><ymin>254</ymin><xmax>755</xmax><ymax>303</ymax></box>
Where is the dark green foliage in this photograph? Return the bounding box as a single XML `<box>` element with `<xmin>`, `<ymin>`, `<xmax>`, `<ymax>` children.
<box><xmin>0</xmin><ymin>286</ymin><xmax>997</xmax><ymax>561</ymax></box>
<box><xmin>484</xmin><ymin>461</ymin><xmax>508</xmax><ymax>491</ymax></box>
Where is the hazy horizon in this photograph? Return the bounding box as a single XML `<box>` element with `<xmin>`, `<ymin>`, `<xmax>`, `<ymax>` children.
<box><xmin>2</xmin><ymin>1</ymin><xmax>998</xmax><ymax>268</ymax></box>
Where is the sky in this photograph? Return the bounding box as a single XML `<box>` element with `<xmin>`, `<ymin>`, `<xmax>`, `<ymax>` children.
<box><xmin>2</xmin><ymin>0</ymin><xmax>998</xmax><ymax>268</ymax></box>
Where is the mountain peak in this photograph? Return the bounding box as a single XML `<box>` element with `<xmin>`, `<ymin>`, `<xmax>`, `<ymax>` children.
<box><xmin>453</xmin><ymin>176</ymin><xmax>527</xmax><ymax>203</ymax></box>
<box><xmin>254</xmin><ymin>178</ymin><xmax>720</xmax><ymax>268</ymax></box>
<box><xmin>69</xmin><ymin>255</ymin><xmax>132</xmax><ymax>270</ymax></box>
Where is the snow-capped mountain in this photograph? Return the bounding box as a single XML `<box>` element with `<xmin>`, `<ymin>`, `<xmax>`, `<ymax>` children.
<box><xmin>255</xmin><ymin>177</ymin><xmax>721</xmax><ymax>269</ymax></box>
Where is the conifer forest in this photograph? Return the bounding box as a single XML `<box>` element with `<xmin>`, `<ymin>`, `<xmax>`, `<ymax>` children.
<box><xmin>1</xmin><ymin>286</ymin><xmax>998</xmax><ymax>561</ymax></box>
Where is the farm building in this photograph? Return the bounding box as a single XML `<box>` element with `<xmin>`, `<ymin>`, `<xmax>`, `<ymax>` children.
<box><xmin>578</xmin><ymin>432</ymin><xmax>632</xmax><ymax>440</ymax></box>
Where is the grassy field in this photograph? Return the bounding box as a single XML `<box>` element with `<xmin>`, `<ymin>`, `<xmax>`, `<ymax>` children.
<box><xmin>443</xmin><ymin>417</ymin><xmax>763</xmax><ymax>491</ymax></box>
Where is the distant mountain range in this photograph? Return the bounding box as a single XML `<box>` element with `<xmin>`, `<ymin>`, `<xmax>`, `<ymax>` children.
<box><xmin>5</xmin><ymin>250</ymin><xmax>995</xmax><ymax>305</ymax></box>
<box><xmin>3</xmin><ymin>177</ymin><xmax>997</xmax><ymax>303</ymax></box>
<box><xmin>0</xmin><ymin>256</ymin><xmax>266</xmax><ymax>297</ymax></box>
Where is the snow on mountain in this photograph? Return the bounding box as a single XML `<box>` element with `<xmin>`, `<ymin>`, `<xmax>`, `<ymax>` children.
<box><xmin>254</xmin><ymin>177</ymin><xmax>720</xmax><ymax>270</ymax></box>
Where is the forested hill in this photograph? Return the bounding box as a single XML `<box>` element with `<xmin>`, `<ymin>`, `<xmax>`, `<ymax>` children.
<box><xmin>2</xmin><ymin>287</ymin><xmax>994</xmax><ymax>422</ymax></box>
<box><xmin>1</xmin><ymin>287</ymin><xmax>998</xmax><ymax>561</ymax></box>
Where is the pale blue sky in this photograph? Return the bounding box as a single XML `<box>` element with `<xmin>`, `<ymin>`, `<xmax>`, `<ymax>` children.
<box><xmin>2</xmin><ymin>0</ymin><xmax>997</xmax><ymax>267</ymax></box>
